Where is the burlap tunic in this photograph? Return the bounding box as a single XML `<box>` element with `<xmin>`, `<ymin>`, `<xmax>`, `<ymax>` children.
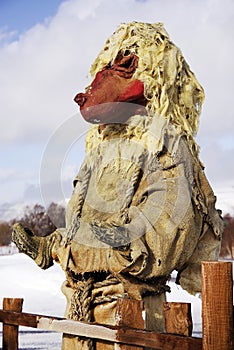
<box><xmin>51</xmin><ymin>115</ymin><xmax>222</xmax><ymax>349</ymax></box>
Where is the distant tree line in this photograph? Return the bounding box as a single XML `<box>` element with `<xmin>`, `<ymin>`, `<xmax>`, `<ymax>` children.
<box><xmin>0</xmin><ymin>203</ymin><xmax>66</xmax><ymax>246</ymax></box>
<box><xmin>0</xmin><ymin>207</ymin><xmax>234</xmax><ymax>259</ymax></box>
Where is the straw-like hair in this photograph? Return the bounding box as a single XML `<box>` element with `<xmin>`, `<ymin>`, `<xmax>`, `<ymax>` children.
<box><xmin>89</xmin><ymin>22</ymin><xmax>204</xmax><ymax>157</ymax></box>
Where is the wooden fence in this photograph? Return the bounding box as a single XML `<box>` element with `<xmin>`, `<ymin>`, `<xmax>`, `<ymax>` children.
<box><xmin>0</xmin><ymin>261</ymin><xmax>233</xmax><ymax>350</ymax></box>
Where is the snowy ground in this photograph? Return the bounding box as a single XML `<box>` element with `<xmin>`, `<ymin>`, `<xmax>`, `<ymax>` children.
<box><xmin>0</xmin><ymin>253</ymin><xmax>232</xmax><ymax>349</ymax></box>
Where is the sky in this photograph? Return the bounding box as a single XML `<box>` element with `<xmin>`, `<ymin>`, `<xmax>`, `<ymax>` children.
<box><xmin>0</xmin><ymin>0</ymin><xmax>234</xmax><ymax>219</ymax></box>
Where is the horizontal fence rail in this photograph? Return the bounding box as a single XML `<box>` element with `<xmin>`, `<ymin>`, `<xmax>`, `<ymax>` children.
<box><xmin>0</xmin><ymin>308</ymin><xmax>202</xmax><ymax>350</ymax></box>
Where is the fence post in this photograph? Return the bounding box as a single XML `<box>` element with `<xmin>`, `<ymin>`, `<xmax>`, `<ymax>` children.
<box><xmin>2</xmin><ymin>298</ymin><xmax>24</xmax><ymax>350</ymax></box>
<box><xmin>163</xmin><ymin>302</ymin><xmax>193</xmax><ymax>336</ymax></box>
<box><xmin>202</xmin><ymin>261</ymin><xmax>233</xmax><ymax>350</ymax></box>
<box><xmin>94</xmin><ymin>298</ymin><xmax>144</xmax><ymax>350</ymax></box>
<box><xmin>114</xmin><ymin>298</ymin><xmax>144</xmax><ymax>350</ymax></box>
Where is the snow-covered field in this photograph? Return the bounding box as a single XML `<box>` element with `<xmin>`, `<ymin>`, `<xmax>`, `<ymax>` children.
<box><xmin>0</xmin><ymin>253</ymin><xmax>231</xmax><ymax>349</ymax></box>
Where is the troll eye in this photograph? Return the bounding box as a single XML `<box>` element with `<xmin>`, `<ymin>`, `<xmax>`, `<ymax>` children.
<box><xmin>113</xmin><ymin>53</ymin><xmax>139</xmax><ymax>74</ymax></box>
<box><xmin>124</xmin><ymin>50</ymin><xmax>131</xmax><ymax>56</ymax></box>
<box><xmin>118</xmin><ymin>55</ymin><xmax>135</xmax><ymax>68</ymax></box>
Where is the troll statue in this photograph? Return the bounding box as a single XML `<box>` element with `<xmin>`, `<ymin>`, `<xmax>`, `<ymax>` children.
<box><xmin>12</xmin><ymin>22</ymin><xmax>223</xmax><ymax>350</ymax></box>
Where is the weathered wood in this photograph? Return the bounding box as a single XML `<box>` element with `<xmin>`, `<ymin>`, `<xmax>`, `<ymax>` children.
<box><xmin>2</xmin><ymin>298</ymin><xmax>23</xmax><ymax>350</ymax></box>
<box><xmin>114</xmin><ymin>299</ymin><xmax>144</xmax><ymax>350</ymax></box>
<box><xmin>0</xmin><ymin>309</ymin><xmax>39</xmax><ymax>328</ymax></box>
<box><xmin>144</xmin><ymin>293</ymin><xmax>166</xmax><ymax>332</ymax></box>
<box><xmin>0</xmin><ymin>309</ymin><xmax>202</xmax><ymax>349</ymax></box>
<box><xmin>38</xmin><ymin>316</ymin><xmax>118</xmax><ymax>343</ymax></box>
<box><xmin>163</xmin><ymin>302</ymin><xmax>192</xmax><ymax>336</ymax></box>
<box><xmin>202</xmin><ymin>261</ymin><xmax>233</xmax><ymax>350</ymax></box>
<box><xmin>116</xmin><ymin>326</ymin><xmax>202</xmax><ymax>350</ymax></box>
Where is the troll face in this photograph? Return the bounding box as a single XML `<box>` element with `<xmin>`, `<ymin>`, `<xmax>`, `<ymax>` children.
<box><xmin>74</xmin><ymin>53</ymin><xmax>147</xmax><ymax>124</ymax></box>
<box><xmin>74</xmin><ymin>21</ymin><xmax>204</xmax><ymax>153</ymax></box>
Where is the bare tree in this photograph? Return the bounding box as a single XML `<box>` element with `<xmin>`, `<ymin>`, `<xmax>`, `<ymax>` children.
<box><xmin>219</xmin><ymin>214</ymin><xmax>234</xmax><ymax>259</ymax></box>
<box><xmin>0</xmin><ymin>221</ymin><xmax>12</xmax><ymax>246</ymax></box>
<box><xmin>11</xmin><ymin>203</ymin><xmax>65</xmax><ymax>237</ymax></box>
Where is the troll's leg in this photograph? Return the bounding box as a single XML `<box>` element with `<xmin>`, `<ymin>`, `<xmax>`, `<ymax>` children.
<box><xmin>61</xmin><ymin>273</ymin><xmax>126</xmax><ymax>350</ymax></box>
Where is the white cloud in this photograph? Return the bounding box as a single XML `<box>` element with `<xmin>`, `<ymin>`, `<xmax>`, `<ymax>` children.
<box><xmin>0</xmin><ymin>0</ymin><xmax>234</xmax><ymax>207</ymax></box>
<box><xmin>0</xmin><ymin>168</ymin><xmax>17</xmax><ymax>183</ymax></box>
<box><xmin>0</xmin><ymin>167</ymin><xmax>34</xmax><ymax>184</ymax></box>
<box><xmin>0</xmin><ymin>26</ymin><xmax>18</xmax><ymax>44</ymax></box>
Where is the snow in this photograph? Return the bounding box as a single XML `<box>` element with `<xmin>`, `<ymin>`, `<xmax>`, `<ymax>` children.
<box><xmin>0</xmin><ymin>253</ymin><xmax>232</xmax><ymax>348</ymax></box>
<box><xmin>0</xmin><ymin>245</ymin><xmax>18</xmax><ymax>256</ymax></box>
<box><xmin>0</xmin><ymin>253</ymin><xmax>66</xmax><ymax>317</ymax></box>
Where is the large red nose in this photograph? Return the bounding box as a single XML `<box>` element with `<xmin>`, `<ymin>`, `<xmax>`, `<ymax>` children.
<box><xmin>73</xmin><ymin>54</ymin><xmax>146</xmax><ymax>124</ymax></box>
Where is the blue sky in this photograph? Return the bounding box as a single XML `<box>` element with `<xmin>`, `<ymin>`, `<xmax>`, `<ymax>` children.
<box><xmin>0</xmin><ymin>0</ymin><xmax>234</xmax><ymax>218</ymax></box>
<box><xmin>0</xmin><ymin>0</ymin><xmax>63</xmax><ymax>38</ymax></box>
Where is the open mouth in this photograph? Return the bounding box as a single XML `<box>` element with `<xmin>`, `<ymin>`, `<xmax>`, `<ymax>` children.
<box><xmin>79</xmin><ymin>101</ymin><xmax>147</xmax><ymax>125</ymax></box>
